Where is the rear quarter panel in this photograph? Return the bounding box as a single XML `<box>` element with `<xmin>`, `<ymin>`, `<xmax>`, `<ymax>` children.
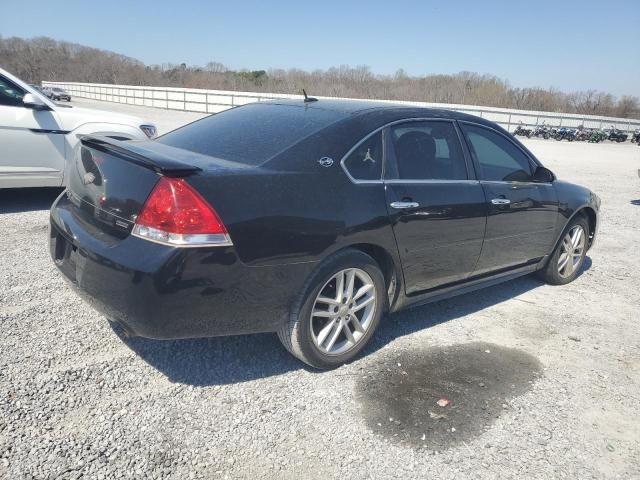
<box><xmin>187</xmin><ymin>159</ymin><xmax>397</xmax><ymax>268</ymax></box>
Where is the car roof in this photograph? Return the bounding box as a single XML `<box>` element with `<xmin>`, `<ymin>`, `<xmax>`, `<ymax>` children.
<box><xmin>261</xmin><ymin>98</ymin><xmax>493</xmax><ymax>126</ymax></box>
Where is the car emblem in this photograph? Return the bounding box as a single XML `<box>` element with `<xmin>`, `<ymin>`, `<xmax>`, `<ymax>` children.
<box><xmin>318</xmin><ymin>157</ymin><xmax>334</xmax><ymax>168</ymax></box>
<box><xmin>363</xmin><ymin>148</ymin><xmax>375</xmax><ymax>163</ymax></box>
<box><xmin>82</xmin><ymin>172</ymin><xmax>95</xmax><ymax>185</ymax></box>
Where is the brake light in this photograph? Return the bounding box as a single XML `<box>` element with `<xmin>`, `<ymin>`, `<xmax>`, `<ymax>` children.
<box><xmin>131</xmin><ymin>177</ymin><xmax>232</xmax><ymax>247</ymax></box>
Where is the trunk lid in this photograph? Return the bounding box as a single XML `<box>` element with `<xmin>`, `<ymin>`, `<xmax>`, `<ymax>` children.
<box><xmin>66</xmin><ymin>136</ymin><xmax>241</xmax><ymax>237</ymax></box>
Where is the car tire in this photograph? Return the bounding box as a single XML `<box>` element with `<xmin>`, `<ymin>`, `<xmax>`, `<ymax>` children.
<box><xmin>277</xmin><ymin>249</ymin><xmax>385</xmax><ymax>369</ymax></box>
<box><xmin>536</xmin><ymin>215</ymin><xmax>589</xmax><ymax>285</ymax></box>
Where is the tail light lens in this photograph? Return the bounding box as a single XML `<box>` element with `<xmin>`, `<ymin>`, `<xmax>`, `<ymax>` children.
<box><xmin>132</xmin><ymin>177</ymin><xmax>232</xmax><ymax>247</ymax></box>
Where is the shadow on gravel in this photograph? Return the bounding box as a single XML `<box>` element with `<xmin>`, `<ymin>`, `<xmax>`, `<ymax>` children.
<box><xmin>113</xmin><ymin>326</ymin><xmax>306</xmax><ymax>386</ymax></box>
<box><xmin>116</xmin><ymin>259</ymin><xmax>589</xmax><ymax>386</ymax></box>
<box><xmin>355</xmin><ymin>342</ymin><xmax>542</xmax><ymax>449</ymax></box>
<box><xmin>366</xmin><ymin>257</ymin><xmax>590</xmax><ymax>354</ymax></box>
<box><xmin>0</xmin><ymin>187</ymin><xmax>63</xmax><ymax>214</ymax></box>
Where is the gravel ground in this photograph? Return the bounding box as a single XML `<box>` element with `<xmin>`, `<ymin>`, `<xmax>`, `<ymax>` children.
<box><xmin>1</xmin><ymin>100</ymin><xmax>639</xmax><ymax>479</ymax></box>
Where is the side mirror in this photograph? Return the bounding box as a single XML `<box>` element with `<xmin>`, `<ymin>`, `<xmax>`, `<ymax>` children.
<box><xmin>23</xmin><ymin>93</ymin><xmax>49</xmax><ymax>111</ymax></box>
<box><xmin>532</xmin><ymin>166</ymin><xmax>555</xmax><ymax>183</ymax></box>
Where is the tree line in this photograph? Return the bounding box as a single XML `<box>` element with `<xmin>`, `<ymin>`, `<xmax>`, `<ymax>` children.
<box><xmin>1</xmin><ymin>36</ymin><xmax>638</xmax><ymax>119</ymax></box>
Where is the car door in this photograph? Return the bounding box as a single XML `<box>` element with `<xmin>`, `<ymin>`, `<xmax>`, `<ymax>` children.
<box><xmin>0</xmin><ymin>74</ymin><xmax>66</xmax><ymax>188</ymax></box>
<box><xmin>384</xmin><ymin>119</ymin><xmax>487</xmax><ymax>294</ymax></box>
<box><xmin>459</xmin><ymin>122</ymin><xmax>559</xmax><ymax>274</ymax></box>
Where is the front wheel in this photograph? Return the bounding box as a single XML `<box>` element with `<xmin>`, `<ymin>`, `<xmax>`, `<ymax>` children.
<box><xmin>278</xmin><ymin>249</ymin><xmax>385</xmax><ymax>369</ymax></box>
<box><xmin>536</xmin><ymin>216</ymin><xmax>589</xmax><ymax>285</ymax></box>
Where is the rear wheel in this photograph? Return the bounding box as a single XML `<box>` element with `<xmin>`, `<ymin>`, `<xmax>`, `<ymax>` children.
<box><xmin>537</xmin><ymin>216</ymin><xmax>588</xmax><ymax>285</ymax></box>
<box><xmin>278</xmin><ymin>249</ymin><xmax>385</xmax><ymax>369</ymax></box>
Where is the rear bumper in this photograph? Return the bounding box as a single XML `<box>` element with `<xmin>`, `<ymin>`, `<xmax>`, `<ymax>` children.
<box><xmin>50</xmin><ymin>193</ymin><xmax>316</xmax><ymax>339</ymax></box>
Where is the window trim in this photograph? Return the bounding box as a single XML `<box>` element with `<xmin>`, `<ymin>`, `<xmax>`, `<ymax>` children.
<box><xmin>340</xmin><ymin>117</ymin><xmax>476</xmax><ymax>185</ymax></box>
<box><xmin>340</xmin><ymin>127</ymin><xmax>386</xmax><ymax>184</ymax></box>
<box><xmin>0</xmin><ymin>74</ymin><xmax>27</xmax><ymax>108</ymax></box>
<box><xmin>458</xmin><ymin>120</ymin><xmax>550</xmax><ymax>185</ymax></box>
<box><xmin>383</xmin><ymin>118</ymin><xmax>475</xmax><ymax>183</ymax></box>
<box><xmin>340</xmin><ymin>128</ymin><xmax>385</xmax><ymax>184</ymax></box>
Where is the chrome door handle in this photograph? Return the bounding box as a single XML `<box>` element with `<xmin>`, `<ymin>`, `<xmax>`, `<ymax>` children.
<box><xmin>491</xmin><ymin>198</ymin><xmax>511</xmax><ymax>205</ymax></box>
<box><xmin>390</xmin><ymin>201</ymin><xmax>419</xmax><ymax>209</ymax></box>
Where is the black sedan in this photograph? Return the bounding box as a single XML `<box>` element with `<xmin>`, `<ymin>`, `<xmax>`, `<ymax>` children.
<box><xmin>49</xmin><ymin>99</ymin><xmax>600</xmax><ymax>369</ymax></box>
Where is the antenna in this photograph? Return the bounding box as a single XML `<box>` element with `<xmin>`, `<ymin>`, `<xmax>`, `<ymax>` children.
<box><xmin>302</xmin><ymin>89</ymin><xmax>318</xmax><ymax>103</ymax></box>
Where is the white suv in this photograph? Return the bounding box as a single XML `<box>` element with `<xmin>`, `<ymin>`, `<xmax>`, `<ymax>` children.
<box><xmin>0</xmin><ymin>68</ymin><xmax>157</xmax><ymax>188</ymax></box>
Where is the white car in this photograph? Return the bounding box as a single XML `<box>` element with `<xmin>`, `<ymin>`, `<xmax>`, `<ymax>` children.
<box><xmin>0</xmin><ymin>68</ymin><xmax>157</xmax><ymax>188</ymax></box>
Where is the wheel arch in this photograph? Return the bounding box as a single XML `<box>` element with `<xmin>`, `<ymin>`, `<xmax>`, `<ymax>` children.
<box><xmin>579</xmin><ymin>206</ymin><xmax>597</xmax><ymax>249</ymax></box>
<box><xmin>555</xmin><ymin>205</ymin><xmax>597</xmax><ymax>253</ymax></box>
<box><xmin>340</xmin><ymin>243</ymin><xmax>402</xmax><ymax>312</ymax></box>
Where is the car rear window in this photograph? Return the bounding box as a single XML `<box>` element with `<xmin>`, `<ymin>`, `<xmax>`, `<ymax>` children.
<box><xmin>157</xmin><ymin>103</ymin><xmax>347</xmax><ymax>166</ymax></box>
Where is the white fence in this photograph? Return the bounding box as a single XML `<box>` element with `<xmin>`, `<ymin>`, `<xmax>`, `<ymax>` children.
<box><xmin>43</xmin><ymin>81</ymin><xmax>640</xmax><ymax>133</ymax></box>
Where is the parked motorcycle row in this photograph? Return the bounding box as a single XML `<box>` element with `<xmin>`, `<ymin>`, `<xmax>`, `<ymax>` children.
<box><xmin>514</xmin><ymin>123</ymin><xmax>640</xmax><ymax>145</ymax></box>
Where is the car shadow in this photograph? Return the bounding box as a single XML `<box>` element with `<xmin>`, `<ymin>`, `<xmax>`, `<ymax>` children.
<box><xmin>0</xmin><ymin>187</ymin><xmax>63</xmax><ymax>214</ymax></box>
<box><xmin>116</xmin><ymin>257</ymin><xmax>591</xmax><ymax>386</ymax></box>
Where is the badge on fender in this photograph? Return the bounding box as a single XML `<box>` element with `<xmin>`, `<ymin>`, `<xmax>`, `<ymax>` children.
<box><xmin>318</xmin><ymin>157</ymin><xmax>334</xmax><ymax>168</ymax></box>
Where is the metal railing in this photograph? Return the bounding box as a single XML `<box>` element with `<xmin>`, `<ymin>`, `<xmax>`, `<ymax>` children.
<box><xmin>43</xmin><ymin>81</ymin><xmax>640</xmax><ymax>133</ymax></box>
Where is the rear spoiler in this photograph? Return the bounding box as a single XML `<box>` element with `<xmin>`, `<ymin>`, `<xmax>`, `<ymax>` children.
<box><xmin>79</xmin><ymin>135</ymin><xmax>201</xmax><ymax>176</ymax></box>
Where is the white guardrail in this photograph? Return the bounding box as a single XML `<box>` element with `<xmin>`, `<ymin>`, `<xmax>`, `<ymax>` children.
<box><xmin>43</xmin><ymin>81</ymin><xmax>640</xmax><ymax>133</ymax></box>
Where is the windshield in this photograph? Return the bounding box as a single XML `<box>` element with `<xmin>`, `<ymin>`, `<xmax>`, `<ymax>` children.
<box><xmin>157</xmin><ymin>103</ymin><xmax>347</xmax><ymax>165</ymax></box>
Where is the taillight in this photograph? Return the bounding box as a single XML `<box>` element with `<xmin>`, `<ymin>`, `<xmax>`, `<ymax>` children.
<box><xmin>131</xmin><ymin>177</ymin><xmax>232</xmax><ymax>247</ymax></box>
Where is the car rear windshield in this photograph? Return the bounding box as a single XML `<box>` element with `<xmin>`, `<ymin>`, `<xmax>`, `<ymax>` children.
<box><xmin>157</xmin><ymin>103</ymin><xmax>347</xmax><ymax>166</ymax></box>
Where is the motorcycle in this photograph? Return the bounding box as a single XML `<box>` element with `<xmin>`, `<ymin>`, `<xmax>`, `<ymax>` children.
<box><xmin>575</xmin><ymin>127</ymin><xmax>592</xmax><ymax>142</ymax></box>
<box><xmin>554</xmin><ymin>127</ymin><xmax>577</xmax><ymax>142</ymax></box>
<box><xmin>630</xmin><ymin>129</ymin><xmax>640</xmax><ymax>144</ymax></box>
<box><xmin>589</xmin><ymin>130</ymin><xmax>607</xmax><ymax>143</ymax></box>
<box><xmin>513</xmin><ymin>123</ymin><xmax>533</xmax><ymax>138</ymax></box>
<box><xmin>606</xmin><ymin>126</ymin><xmax>628</xmax><ymax>143</ymax></box>
<box><xmin>532</xmin><ymin>123</ymin><xmax>552</xmax><ymax>139</ymax></box>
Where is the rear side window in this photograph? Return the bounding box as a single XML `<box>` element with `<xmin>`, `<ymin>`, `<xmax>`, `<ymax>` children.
<box><xmin>388</xmin><ymin>121</ymin><xmax>468</xmax><ymax>180</ymax></box>
<box><xmin>461</xmin><ymin>124</ymin><xmax>533</xmax><ymax>182</ymax></box>
<box><xmin>343</xmin><ymin>132</ymin><xmax>383</xmax><ymax>180</ymax></box>
<box><xmin>158</xmin><ymin>103</ymin><xmax>347</xmax><ymax>166</ymax></box>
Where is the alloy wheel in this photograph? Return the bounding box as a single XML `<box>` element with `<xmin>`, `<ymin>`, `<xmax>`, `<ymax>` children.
<box><xmin>310</xmin><ymin>268</ymin><xmax>377</xmax><ymax>356</ymax></box>
<box><xmin>557</xmin><ymin>225</ymin><xmax>586</xmax><ymax>278</ymax></box>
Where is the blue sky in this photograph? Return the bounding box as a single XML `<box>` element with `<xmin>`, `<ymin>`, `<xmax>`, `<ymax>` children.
<box><xmin>1</xmin><ymin>0</ymin><xmax>639</xmax><ymax>96</ymax></box>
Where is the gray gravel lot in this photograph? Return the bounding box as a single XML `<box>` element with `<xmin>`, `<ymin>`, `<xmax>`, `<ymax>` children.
<box><xmin>1</xmin><ymin>100</ymin><xmax>639</xmax><ymax>479</ymax></box>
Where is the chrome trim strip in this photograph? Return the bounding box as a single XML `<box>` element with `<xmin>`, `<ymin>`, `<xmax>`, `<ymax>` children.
<box><xmin>480</xmin><ymin>180</ymin><xmax>553</xmax><ymax>187</ymax></box>
<box><xmin>340</xmin><ymin>117</ymin><xmax>458</xmax><ymax>185</ymax></box>
<box><xmin>384</xmin><ymin>179</ymin><xmax>480</xmax><ymax>185</ymax></box>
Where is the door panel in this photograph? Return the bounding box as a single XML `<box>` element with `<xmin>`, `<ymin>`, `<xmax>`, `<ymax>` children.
<box><xmin>0</xmin><ymin>75</ymin><xmax>66</xmax><ymax>188</ymax></box>
<box><xmin>473</xmin><ymin>181</ymin><xmax>558</xmax><ymax>273</ymax></box>
<box><xmin>460</xmin><ymin>123</ymin><xmax>559</xmax><ymax>273</ymax></box>
<box><xmin>386</xmin><ymin>182</ymin><xmax>487</xmax><ymax>293</ymax></box>
<box><xmin>384</xmin><ymin>120</ymin><xmax>487</xmax><ymax>294</ymax></box>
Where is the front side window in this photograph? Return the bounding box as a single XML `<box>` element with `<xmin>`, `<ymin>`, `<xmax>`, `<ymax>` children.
<box><xmin>388</xmin><ymin>121</ymin><xmax>468</xmax><ymax>180</ymax></box>
<box><xmin>461</xmin><ymin>124</ymin><xmax>533</xmax><ymax>182</ymax></box>
<box><xmin>343</xmin><ymin>131</ymin><xmax>383</xmax><ymax>180</ymax></box>
<box><xmin>0</xmin><ymin>76</ymin><xmax>25</xmax><ymax>107</ymax></box>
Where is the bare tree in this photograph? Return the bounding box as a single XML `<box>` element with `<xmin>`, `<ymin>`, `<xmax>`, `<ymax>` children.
<box><xmin>1</xmin><ymin>36</ymin><xmax>638</xmax><ymax>119</ymax></box>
